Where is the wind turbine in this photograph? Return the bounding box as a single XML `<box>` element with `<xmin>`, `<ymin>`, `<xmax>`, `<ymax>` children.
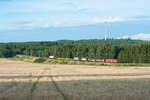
<box><xmin>104</xmin><ymin>21</ymin><xmax>110</xmax><ymax>41</ymax></box>
<box><xmin>104</xmin><ymin>21</ymin><xmax>108</xmax><ymax>41</ymax></box>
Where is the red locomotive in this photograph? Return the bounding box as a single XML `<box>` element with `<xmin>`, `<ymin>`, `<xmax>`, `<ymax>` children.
<box><xmin>93</xmin><ymin>59</ymin><xmax>118</xmax><ymax>63</ymax></box>
<box><xmin>105</xmin><ymin>59</ymin><xmax>118</xmax><ymax>63</ymax></box>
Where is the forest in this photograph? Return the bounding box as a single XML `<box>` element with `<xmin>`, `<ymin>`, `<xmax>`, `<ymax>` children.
<box><xmin>0</xmin><ymin>39</ymin><xmax>150</xmax><ymax>63</ymax></box>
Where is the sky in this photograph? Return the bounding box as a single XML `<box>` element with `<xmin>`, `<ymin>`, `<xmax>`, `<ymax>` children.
<box><xmin>0</xmin><ymin>0</ymin><xmax>150</xmax><ymax>42</ymax></box>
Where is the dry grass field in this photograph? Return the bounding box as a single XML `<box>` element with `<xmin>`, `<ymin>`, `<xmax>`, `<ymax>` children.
<box><xmin>0</xmin><ymin>59</ymin><xmax>150</xmax><ymax>100</ymax></box>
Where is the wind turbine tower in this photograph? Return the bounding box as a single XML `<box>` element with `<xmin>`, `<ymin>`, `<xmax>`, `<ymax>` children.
<box><xmin>104</xmin><ymin>22</ymin><xmax>108</xmax><ymax>41</ymax></box>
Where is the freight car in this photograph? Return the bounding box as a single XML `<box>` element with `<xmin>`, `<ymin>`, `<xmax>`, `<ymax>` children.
<box><xmin>49</xmin><ymin>56</ymin><xmax>55</xmax><ymax>59</ymax></box>
<box><xmin>81</xmin><ymin>58</ymin><xmax>88</xmax><ymax>61</ymax></box>
<box><xmin>88</xmin><ymin>59</ymin><xmax>96</xmax><ymax>62</ymax></box>
<box><xmin>73</xmin><ymin>57</ymin><xmax>81</xmax><ymax>61</ymax></box>
<box><xmin>95</xmin><ymin>59</ymin><xmax>105</xmax><ymax>62</ymax></box>
<box><xmin>88</xmin><ymin>59</ymin><xmax>118</xmax><ymax>63</ymax></box>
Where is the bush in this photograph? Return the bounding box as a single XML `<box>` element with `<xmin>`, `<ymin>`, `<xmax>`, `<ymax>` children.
<box><xmin>59</xmin><ymin>61</ymin><xmax>68</xmax><ymax>64</ymax></box>
<box><xmin>34</xmin><ymin>58</ymin><xmax>46</xmax><ymax>63</ymax></box>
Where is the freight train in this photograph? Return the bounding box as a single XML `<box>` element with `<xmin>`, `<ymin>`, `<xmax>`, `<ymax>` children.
<box><xmin>49</xmin><ymin>56</ymin><xmax>118</xmax><ymax>63</ymax></box>
<box><xmin>81</xmin><ymin>58</ymin><xmax>118</xmax><ymax>63</ymax></box>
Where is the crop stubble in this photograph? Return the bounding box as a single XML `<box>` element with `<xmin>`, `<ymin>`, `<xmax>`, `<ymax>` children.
<box><xmin>0</xmin><ymin>59</ymin><xmax>150</xmax><ymax>100</ymax></box>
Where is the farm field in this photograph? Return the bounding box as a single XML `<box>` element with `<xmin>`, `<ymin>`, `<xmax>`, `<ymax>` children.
<box><xmin>0</xmin><ymin>59</ymin><xmax>150</xmax><ymax>100</ymax></box>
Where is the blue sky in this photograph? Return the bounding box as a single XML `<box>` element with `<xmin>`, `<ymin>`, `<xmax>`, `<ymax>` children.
<box><xmin>0</xmin><ymin>0</ymin><xmax>150</xmax><ymax>42</ymax></box>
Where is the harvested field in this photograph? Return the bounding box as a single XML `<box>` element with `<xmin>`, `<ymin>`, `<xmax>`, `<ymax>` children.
<box><xmin>0</xmin><ymin>59</ymin><xmax>150</xmax><ymax>100</ymax></box>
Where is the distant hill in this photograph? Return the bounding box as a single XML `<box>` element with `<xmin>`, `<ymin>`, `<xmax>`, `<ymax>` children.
<box><xmin>0</xmin><ymin>39</ymin><xmax>147</xmax><ymax>45</ymax></box>
<box><xmin>57</xmin><ymin>39</ymin><xmax>147</xmax><ymax>45</ymax></box>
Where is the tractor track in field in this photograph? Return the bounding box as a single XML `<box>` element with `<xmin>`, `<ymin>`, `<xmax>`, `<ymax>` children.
<box><xmin>49</xmin><ymin>75</ymin><xmax>69</xmax><ymax>100</ymax></box>
<box><xmin>26</xmin><ymin>66</ymin><xmax>69</xmax><ymax>100</ymax></box>
<box><xmin>48</xmin><ymin>67</ymin><xmax>69</xmax><ymax>100</ymax></box>
<box><xmin>26</xmin><ymin>71</ymin><xmax>45</xmax><ymax>100</ymax></box>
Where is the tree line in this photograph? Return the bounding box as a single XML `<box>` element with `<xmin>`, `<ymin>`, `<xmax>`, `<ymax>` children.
<box><xmin>0</xmin><ymin>39</ymin><xmax>150</xmax><ymax>63</ymax></box>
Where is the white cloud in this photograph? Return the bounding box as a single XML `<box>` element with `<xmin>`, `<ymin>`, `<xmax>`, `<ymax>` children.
<box><xmin>117</xmin><ymin>35</ymin><xmax>129</xmax><ymax>39</ymax></box>
<box><xmin>91</xmin><ymin>17</ymin><xmax>124</xmax><ymax>23</ymax></box>
<box><xmin>118</xmin><ymin>33</ymin><xmax>150</xmax><ymax>40</ymax></box>
<box><xmin>24</xmin><ymin>17</ymin><xmax>124</xmax><ymax>28</ymax></box>
<box><xmin>131</xmin><ymin>33</ymin><xmax>150</xmax><ymax>40</ymax></box>
<box><xmin>4</xmin><ymin>1</ymin><xmax>85</xmax><ymax>13</ymax></box>
<box><xmin>0</xmin><ymin>17</ymin><xmax>124</xmax><ymax>30</ymax></box>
